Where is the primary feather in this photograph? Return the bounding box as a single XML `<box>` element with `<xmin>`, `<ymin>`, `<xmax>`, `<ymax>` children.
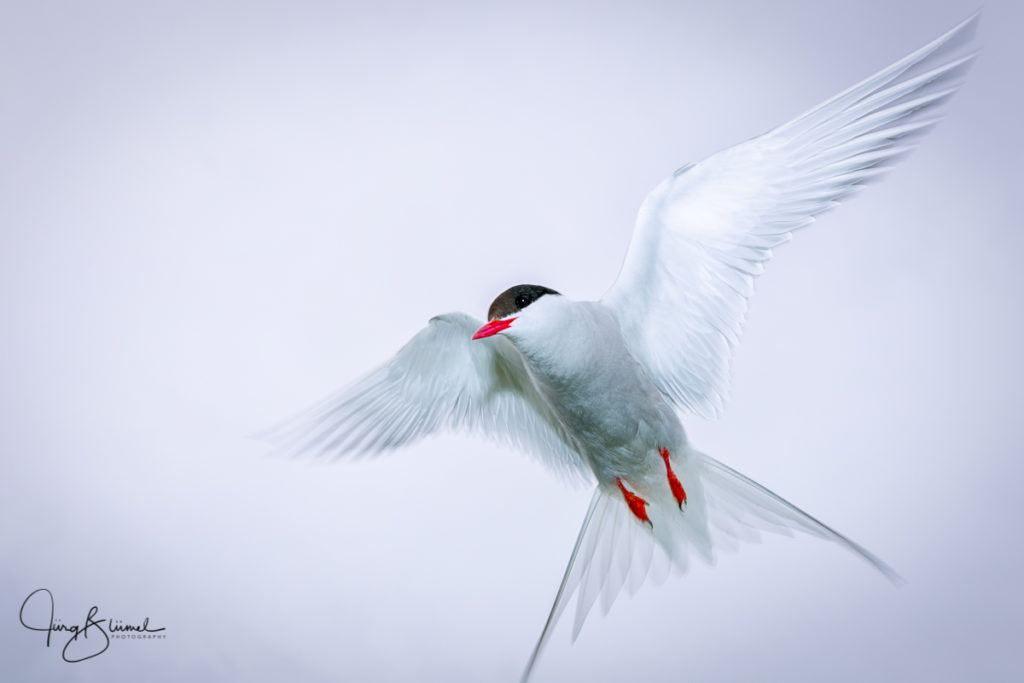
<box><xmin>602</xmin><ymin>13</ymin><xmax>977</xmax><ymax>418</ymax></box>
<box><xmin>263</xmin><ymin>313</ymin><xmax>589</xmax><ymax>481</ymax></box>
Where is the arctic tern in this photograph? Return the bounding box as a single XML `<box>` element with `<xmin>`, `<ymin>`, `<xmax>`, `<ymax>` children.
<box><xmin>267</xmin><ymin>13</ymin><xmax>977</xmax><ymax>681</ymax></box>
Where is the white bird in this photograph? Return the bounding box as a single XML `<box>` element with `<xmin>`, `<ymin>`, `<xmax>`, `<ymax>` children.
<box><xmin>266</xmin><ymin>14</ymin><xmax>977</xmax><ymax>681</ymax></box>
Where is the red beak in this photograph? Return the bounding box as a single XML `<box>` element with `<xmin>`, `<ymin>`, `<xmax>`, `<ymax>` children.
<box><xmin>472</xmin><ymin>317</ymin><xmax>517</xmax><ymax>340</ymax></box>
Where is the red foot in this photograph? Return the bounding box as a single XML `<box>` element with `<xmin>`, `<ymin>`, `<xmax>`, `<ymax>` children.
<box><xmin>659</xmin><ymin>447</ymin><xmax>687</xmax><ymax>508</ymax></box>
<box><xmin>616</xmin><ymin>478</ymin><xmax>650</xmax><ymax>525</ymax></box>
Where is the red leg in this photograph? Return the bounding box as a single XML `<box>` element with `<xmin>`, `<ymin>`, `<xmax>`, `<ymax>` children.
<box><xmin>616</xmin><ymin>478</ymin><xmax>651</xmax><ymax>525</ymax></box>
<box><xmin>659</xmin><ymin>447</ymin><xmax>687</xmax><ymax>508</ymax></box>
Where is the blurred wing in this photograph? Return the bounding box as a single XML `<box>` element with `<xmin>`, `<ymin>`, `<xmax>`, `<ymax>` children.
<box><xmin>602</xmin><ymin>14</ymin><xmax>977</xmax><ymax>418</ymax></box>
<box><xmin>263</xmin><ymin>312</ymin><xmax>589</xmax><ymax>481</ymax></box>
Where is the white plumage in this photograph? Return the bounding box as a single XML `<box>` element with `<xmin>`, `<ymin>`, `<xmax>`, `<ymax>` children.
<box><xmin>604</xmin><ymin>15</ymin><xmax>976</xmax><ymax>418</ymax></box>
<box><xmin>264</xmin><ymin>13</ymin><xmax>977</xmax><ymax>681</ymax></box>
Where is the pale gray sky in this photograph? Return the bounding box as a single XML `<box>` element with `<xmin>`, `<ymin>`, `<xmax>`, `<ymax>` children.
<box><xmin>2</xmin><ymin>1</ymin><xmax>1022</xmax><ymax>681</ymax></box>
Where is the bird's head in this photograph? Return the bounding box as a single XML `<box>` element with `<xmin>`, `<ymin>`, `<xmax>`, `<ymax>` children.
<box><xmin>472</xmin><ymin>284</ymin><xmax>561</xmax><ymax>341</ymax></box>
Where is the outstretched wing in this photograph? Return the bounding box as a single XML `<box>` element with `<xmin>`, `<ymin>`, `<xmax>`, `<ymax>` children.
<box><xmin>602</xmin><ymin>14</ymin><xmax>977</xmax><ymax>418</ymax></box>
<box><xmin>263</xmin><ymin>312</ymin><xmax>589</xmax><ymax>481</ymax></box>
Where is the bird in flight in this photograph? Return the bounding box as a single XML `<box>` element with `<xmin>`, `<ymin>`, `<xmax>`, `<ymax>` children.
<box><xmin>266</xmin><ymin>13</ymin><xmax>977</xmax><ymax>681</ymax></box>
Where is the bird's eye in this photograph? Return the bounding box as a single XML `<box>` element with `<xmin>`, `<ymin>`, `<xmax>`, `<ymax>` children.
<box><xmin>515</xmin><ymin>294</ymin><xmax>529</xmax><ymax>308</ymax></box>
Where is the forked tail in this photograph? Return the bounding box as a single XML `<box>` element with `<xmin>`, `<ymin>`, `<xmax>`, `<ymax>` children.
<box><xmin>520</xmin><ymin>450</ymin><xmax>899</xmax><ymax>682</ymax></box>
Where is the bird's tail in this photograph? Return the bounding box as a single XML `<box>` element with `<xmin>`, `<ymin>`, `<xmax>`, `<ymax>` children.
<box><xmin>521</xmin><ymin>446</ymin><xmax>899</xmax><ymax>682</ymax></box>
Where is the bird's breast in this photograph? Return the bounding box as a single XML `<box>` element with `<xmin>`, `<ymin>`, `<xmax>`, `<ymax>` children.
<box><xmin>516</xmin><ymin>304</ymin><xmax>684</xmax><ymax>479</ymax></box>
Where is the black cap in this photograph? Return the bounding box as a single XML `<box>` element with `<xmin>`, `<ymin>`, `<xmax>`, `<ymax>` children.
<box><xmin>486</xmin><ymin>284</ymin><xmax>560</xmax><ymax>320</ymax></box>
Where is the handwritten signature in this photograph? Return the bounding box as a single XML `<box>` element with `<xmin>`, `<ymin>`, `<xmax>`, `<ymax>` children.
<box><xmin>19</xmin><ymin>588</ymin><xmax>166</xmax><ymax>663</ymax></box>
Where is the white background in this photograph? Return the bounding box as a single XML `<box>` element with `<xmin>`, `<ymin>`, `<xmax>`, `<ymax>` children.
<box><xmin>2</xmin><ymin>1</ymin><xmax>1021</xmax><ymax>681</ymax></box>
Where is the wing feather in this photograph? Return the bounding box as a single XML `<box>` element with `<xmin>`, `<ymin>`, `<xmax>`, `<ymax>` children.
<box><xmin>602</xmin><ymin>14</ymin><xmax>978</xmax><ymax>418</ymax></box>
<box><xmin>263</xmin><ymin>312</ymin><xmax>589</xmax><ymax>480</ymax></box>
